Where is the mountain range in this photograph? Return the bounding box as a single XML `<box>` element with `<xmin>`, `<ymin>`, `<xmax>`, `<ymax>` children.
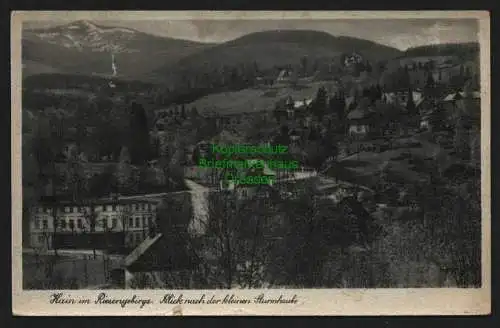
<box><xmin>22</xmin><ymin>20</ymin><xmax>213</xmax><ymax>80</ymax></box>
<box><xmin>22</xmin><ymin>20</ymin><xmax>478</xmax><ymax>86</ymax></box>
<box><xmin>22</xmin><ymin>20</ymin><xmax>405</xmax><ymax>84</ymax></box>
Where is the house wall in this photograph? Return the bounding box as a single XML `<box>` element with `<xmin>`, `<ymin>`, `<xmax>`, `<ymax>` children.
<box><xmin>348</xmin><ymin>124</ymin><xmax>370</xmax><ymax>136</ymax></box>
<box><xmin>30</xmin><ymin>201</ymin><xmax>158</xmax><ymax>250</ymax></box>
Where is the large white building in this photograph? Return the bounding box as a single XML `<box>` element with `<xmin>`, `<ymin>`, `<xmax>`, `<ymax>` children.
<box><xmin>29</xmin><ymin>199</ymin><xmax>158</xmax><ymax>250</ymax></box>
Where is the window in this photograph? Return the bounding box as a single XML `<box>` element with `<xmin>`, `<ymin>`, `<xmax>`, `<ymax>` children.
<box><xmin>147</xmin><ymin>204</ymin><xmax>152</xmax><ymax>211</ymax></box>
<box><xmin>112</xmin><ymin>218</ymin><xmax>117</xmax><ymax>229</ymax></box>
<box><xmin>45</xmin><ymin>208</ymin><xmax>50</xmax><ymax>214</ymax></box>
<box><xmin>74</xmin><ymin>207</ymin><xmax>78</xmax><ymax>213</ymax></box>
<box><xmin>148</xmin><ymin>217</ymin><xmax>153</xmax><ymax>227</ymax></box>
<box><xmin>141</xmin><ymin>204</ymin><xmax>146</xmax><ymax>210</ymax></box>
<box><xmin>69</xmin><ymin>207</ymin><xmax>73</xmax><ymax>213</ymax></box>
<box><xmin>35</xmin><ymin>220</ymin><xmax>41</xmax><ymax>230</ymax></box>
<box><xmin>77</xmin><ymin>219</ymin><xmax>83</xmax><ymax>229</ymax></box>
<box><xmin>43</xmin><ymin>220</ymin><xmax>48</xmax><ymax>229</ymax></box>
<box><xmin>135</xmin><ymin>217</ymin><xmax>140</xmax><ymax>228</ymax></box>
<box><xmin>106</xmin><ymin>205</ymin><xmax>112</xmax><ymax>212</ymax></box>
<box><xmin>64</xmin><ymin>207</ymin><xmax>69</xmax><ymax>213</ymax></box>
<box><xmin>129</xmin><ymin>218</ymin><xmax>133</xmax><ymax>227</ymax></box>
<box><xmin>38</xmin><ymin>235</ymin><xmax>44</xmax><ymax>243</ymax></box>
<box><xmin>102</xmin><ymin>205</ymin><xmax>106</xmax><ymax>212</ymax></box>
<box><xmin>142</xmin><ymin>216</ymin><xmax>147</xmax><ymax>227</ymax></box>
<box><xmin>112</xmin><ymin>204</ymin><xmax>117</xmax><ymax>211</ymax></box>
<box><xmin>61</xmin><ymin>220</ymin><xmax>66</xmax><ymax>229</ymax></box>
<box><xmin>69</xmin><ymin>220</ymin><xmax>74</xmax><ymax>230</ymax></box>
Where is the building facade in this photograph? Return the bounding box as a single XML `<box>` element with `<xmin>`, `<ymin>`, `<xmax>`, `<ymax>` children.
<box><xmin>29</xmin><ymin>199</ymin><xmax>158</xmax><ymax>251</ymax></box>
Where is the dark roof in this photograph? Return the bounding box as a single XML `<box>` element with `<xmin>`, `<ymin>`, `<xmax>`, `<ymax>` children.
<box><xmin>125</xmin><ymin>233</ymin><xmax>200</xmax><ymax>272</ymax></box>
<box><xmin>347</xmin><ymin>107</ymin><xmax>372</xmax><ymax>120</ymax></box>
<box><xmin>36</xmin><ymin>196</ymin><xmax>160</xmax><ymax>206</ymax></box>
<box><xmin>339</xmin><ymin>197</ymin><xmax>371</xmax><ymax>218</ymax></box>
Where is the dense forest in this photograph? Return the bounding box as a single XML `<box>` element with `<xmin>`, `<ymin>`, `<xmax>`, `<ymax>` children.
<box><xmin>404</xmin><ymin>42</ymin><xmax>479</xmax><ymax>61</ymax></box>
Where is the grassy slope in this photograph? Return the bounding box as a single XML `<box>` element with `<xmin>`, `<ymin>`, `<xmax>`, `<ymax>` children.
<box><xmin>335</xmin><ymin>134</ymin><xmax>459</xmax><ymax>187</ymax></box>
<box><xmin>22</xmin><ymin>59</ymin><xmax>63</xmax><ymax>78</ymax></box>
<box><xmin>187</xmin><ymin>81</ymin><xmax>339</xmax><ymax>115</ymax></box>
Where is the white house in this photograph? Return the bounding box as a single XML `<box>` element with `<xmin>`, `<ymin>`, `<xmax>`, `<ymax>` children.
<box><xmin>347</xmin><ymin>104</ymin><xmax>373</xmax><ymax>138</ymax></box>
<box><xmin>383</xmin><ymin>90</ymin><xmax>423</xmax><ymax>107</ymax></box>
<box><xmin>29</xmin><ymin>199</ymin><xmax>158</xmax><ymax>250</ymax></box>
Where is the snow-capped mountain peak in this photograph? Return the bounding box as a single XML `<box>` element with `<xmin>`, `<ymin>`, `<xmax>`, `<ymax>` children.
<box><xmin>25</xmin><ymin>20</ymin><xmax>139</xmax><ymax>53</ymax></box>
<box><xmin>67</xmin><ymin>20</ymin><xmax>99</xmax><ymax>31</ymax></box>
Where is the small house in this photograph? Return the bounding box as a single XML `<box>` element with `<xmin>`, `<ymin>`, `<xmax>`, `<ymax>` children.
<box><xmin>289</xmin><ymin>129</ymin><xmax>301</xmax><ymax>145</ymax></box>
<box><xmin>383</xmin><ymin>90</ymin><xmax>423</xmax><ymax>107</ymax></box>
<box><xmin>276</xmin><ymin>69</ymin><xmax>294</xmax><ymax>83</ymax></box>
<box><xmin>420</xmin><ymin>112</ymin><xmax>432</xmax><ymax>131</ymax></box>
<box><xmin>346</xmin><ymin>99</ymin><xmax>375</xmax><ymax>139</ymax></box>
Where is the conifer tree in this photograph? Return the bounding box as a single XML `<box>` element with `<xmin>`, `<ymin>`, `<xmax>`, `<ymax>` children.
<box><xmin>406</xmin><ymin>85</ymin><xmax>417</xmax><ymax>116</ymax></box>
<box><xmin>128</xmin><ymin>102</ymin><xmax>151</xmax><ymax>165</ymax></box>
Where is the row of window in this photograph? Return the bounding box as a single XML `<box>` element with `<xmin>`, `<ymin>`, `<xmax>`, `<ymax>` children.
<box><xmin>34</xmin><ymin>216</ymin><xmax>154</xmax><ymax>230</ymax></box>
<box><xmin>36</xmin><ymin>231</ymin><xmax>151</xmax><ymax>245</ymax></box>
<box><xmin>36</xmin><ymin>203</ymin><xmax>156</xmax><ymax>214</ymax></box>
<box><xmin>127</xmin><ymin>231</ymin><xmax>149</xmax><ymax>246</ymax></box>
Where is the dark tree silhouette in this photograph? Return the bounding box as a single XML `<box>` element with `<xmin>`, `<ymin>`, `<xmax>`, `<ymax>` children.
<box><xmin>406</xmin><ymin>86</ymin><xmax>417</xmax><ymax>116</ymax></box>
<box><xmin>313</xmin><ymin>86</ymin><xmax>328</xmax><ymax>119</ymax></box>
<box><xmin>128</xmin><ymin>102</ymin><xmax>151</xmax><ymax>165</ymax></box>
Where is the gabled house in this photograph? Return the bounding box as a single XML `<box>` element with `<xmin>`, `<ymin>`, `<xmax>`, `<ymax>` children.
<box><xmin>346</xmin><ymin>98</ymin><xmax>376</xmax><ymax>139</ymax></box>
<box><xmin>276</xmin><ymin>69</ymin><xmax>294</xmax><ymax>83</ymax></box>
<box><xmin>442</xmin><ymin>87</ymin><xmax>481</xmax><ymax>124</ymax></box>
<box><xmin>289</xmin><ymin>128</ymin><xmax>301</xmax><ymax>144</ymax></box>
<box><xmin>123</xmin><ymin>232</ymin><xmax>200</xmax><ymax>289</ymax></box>
<box><xmin>383</xmin><ymin>89</ymin><xmax>423</xmax><ymax>108</ymax></box>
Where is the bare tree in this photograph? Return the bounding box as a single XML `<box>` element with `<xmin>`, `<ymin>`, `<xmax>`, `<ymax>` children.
<box><xmin>118</xmin><ymin>203</ymin><xmax>132</xmax><ymax>249</ymax></box>
<box><xmin>189</xmin><ymin>186</ymin><xmax>277</xmax><ymax>289</ymax></box>
<box><xmin>80</xmin><ymin>200</ymin><xmax>99</xmax><ymax>259</ymax></box>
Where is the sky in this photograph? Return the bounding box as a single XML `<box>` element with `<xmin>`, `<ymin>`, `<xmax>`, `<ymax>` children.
<box><xmin>23</xmin><ymin>16</ymin><xmax>479</xmax><ymax>51</ymax></box>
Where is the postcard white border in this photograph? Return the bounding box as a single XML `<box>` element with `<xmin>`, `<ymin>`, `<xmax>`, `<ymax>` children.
<box><xmin>11</xmin><ymin>10</ymin><xmax>491</xmax><ymax>316</ymax></box>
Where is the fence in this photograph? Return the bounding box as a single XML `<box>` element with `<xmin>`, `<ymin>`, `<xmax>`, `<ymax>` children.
<box><xmin>23</xmin><ymin>252</ymin><xmax>123</xmax><ymax>290</ymax></box>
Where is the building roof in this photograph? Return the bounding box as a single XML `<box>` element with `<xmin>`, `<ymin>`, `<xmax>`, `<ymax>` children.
<box><xmin>443</xmin><ymin>91</ymin><xmax>481</xmax><ymax>102</ymax></box>
<box><xmin>347</xmin><ymin>97</ymin><xmax>374</xmax><ymax>119</ymax></box>
<box><xmin>125</xmin><ymin>233</ymin><xmax>199</xmax><ymax>272</ymax></box>
<box><xmin>125</xmin><ymin>233</ymin><xmax>163</xmax><ymax>268</ymax></box>
<box><xmin>36</xmin><ymin>195</ymin><xmax>161</xmax><ymax>206</ymax></box>
<box><xmin>347</xmin><ymin>108</ymin><xmax>368</xmax><ymax>120</ymax></box>
<box><xmin>294</xmin><ymin>99</ymin><xmax>313</xmax><ymax>109</ymax></box>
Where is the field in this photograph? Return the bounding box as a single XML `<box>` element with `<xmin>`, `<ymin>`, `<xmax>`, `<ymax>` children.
<box><xmin>189</xmin><ymin>81</ymin><xmax>339</xmax><ymax>115</ymax></box>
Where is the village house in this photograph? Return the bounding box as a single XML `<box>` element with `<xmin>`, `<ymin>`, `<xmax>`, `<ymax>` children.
<box><xmin>419</xmin><ymin>111</ymin><xmax>433</xmax><ymax>131</ymax></box>
<box><xmin>275</xmin><ymin>69</ymin><xmax>295</xmax><ymax>84</ymax></box>
<box><xmin>123</xmin><ymin>232</ymin><xmax>200</xmax><ymax>289</ymax></box>
<box><xmin>289</xmin><ymin>128</ymin><xmax>301</xmax><ymax>145</ymax></box>
<box><xmin>383</xmin><ymin>89</ymin><xmax>424</xmax><ymax>108</ymax></box>
<box><xmin>441</xmin><ymin>86</ymin><xmax>481</xmax><ymax>127</ymax></box>
<box><xmin>344</xmin><ymin>52</ymin><xmax>364</xmax><ymax>68</ymax></box>
<box><xmin>29</xmin><ymin>198</ymin><xmax>158</xmax><ymax>251</ymax></box>
<box><xmin>346</xmin><ymin>98</ymin><xmax>377</xmax><ymax>139</ymax></box>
